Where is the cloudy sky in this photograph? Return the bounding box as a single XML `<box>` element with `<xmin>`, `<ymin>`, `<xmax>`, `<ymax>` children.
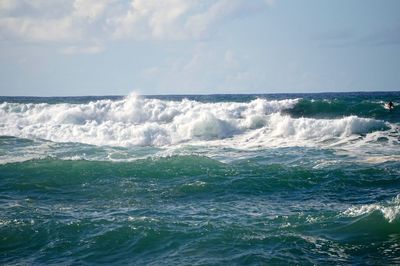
<box><xmin>0</xmin><ymin>0</ymin><xmax>399</xmax><ymax>96</ymax></box>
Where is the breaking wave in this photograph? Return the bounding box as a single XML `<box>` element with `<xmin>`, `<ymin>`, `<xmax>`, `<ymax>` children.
<box><xmin>0</xmin><ymin>93</ymin><xmax>392</xmax><ymax>147</ymax></box>
<box><xmin>343</xmin><ymin>194</ymin><xmax>400</xmax><ymax>223</ymax></box>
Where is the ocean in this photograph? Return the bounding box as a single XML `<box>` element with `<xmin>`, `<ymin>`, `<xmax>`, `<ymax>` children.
<box><xmin>1</xmin><ymin>91</ymin><xmax>399</xmax><ymax>264</ymax></box>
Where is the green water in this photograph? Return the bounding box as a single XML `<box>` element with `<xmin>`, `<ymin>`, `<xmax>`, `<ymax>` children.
<box><xmin>1</xmin><ymin>151</ymin><xmax>400</xmax><ymax>264</ymax></box>
<box><xmin>1</xmin><ymin>92</ymin><xmax>400</xmax><ymax>264</ymax></box>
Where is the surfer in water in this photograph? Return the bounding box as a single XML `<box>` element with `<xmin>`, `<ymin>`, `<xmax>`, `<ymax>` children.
<box><xmin>388</xmin><ymin>101</ymin><xmax>394</xmax><ymax>110</ymax></box>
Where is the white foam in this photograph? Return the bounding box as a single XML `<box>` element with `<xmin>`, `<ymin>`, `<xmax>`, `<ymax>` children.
<box><xmin>0</xmin><ymin>94</ymin><xmax>298</xmax><ymax>146</ymax></box>
<box><xmin>0</xmin><ymin>94</ymin><xmax>392</xmax><ymax>150</ymax></box>
<box><xmin>343</xmin><ymin>194</ymin><xmax>400</xmax><ymax>223</ymax></box>
<box><xmin>200</xmin><ymin>113</ymin><xmax>389</xmax><ymax>150</ymax></box>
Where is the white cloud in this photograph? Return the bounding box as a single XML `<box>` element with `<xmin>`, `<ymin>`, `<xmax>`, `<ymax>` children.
<box><xmin>73</xmin><ymin>0</ymin><xmax>113</xmax><ymax>21</ymax></box>
<box><xmin>0</xmin><ymin>0</ymin><xmax>19</xmax><ymax>12</ymax></box>
<box><xmin>0</xmin><ymin>0</ymin><xmax>273</xmax><ymax>52</ymax></box>
<box><xmin>0</xmin><ymin>0</ymin><xmax>80</xmax><ymax>42</ymax></box>
<box><xmin>0</xmin><ymin>0</ymin><xmax>73</xmax><ymax>18</ymax></box>
<box><xmin>111</xmin><ymin>0</ymin><xmax>270</xmax><ymax>40</ymax></box>
<box><xmin>0</xmin><ymin>16</ymin><xmax>80</xmax><ymax>42</ymax></box>
<box><xmin>185</xmin><ymin>0</ymin><xmax>260</xmax><ymax>38</ymax></box>
<box><xmin>110</xmin><ymin>0</ymin><xmax>193</xmax><ymax>39</ymax></box>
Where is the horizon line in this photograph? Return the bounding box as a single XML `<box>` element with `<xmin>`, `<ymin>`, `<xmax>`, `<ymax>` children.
<box><xmin>1</xmin><ymin>89</ymin><xmax>399</xmax><ymax>98</ymax></box>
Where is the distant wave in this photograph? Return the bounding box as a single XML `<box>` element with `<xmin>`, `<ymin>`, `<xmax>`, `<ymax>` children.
<box><xmin>286</xmin><ymin>99</ymin><xmax>399</xmax><ymax>122</ymax></box>
<box><xmin>0</xmin><ymin>93</ymin><xmax>393</xmax><ymax>147</ymax></box>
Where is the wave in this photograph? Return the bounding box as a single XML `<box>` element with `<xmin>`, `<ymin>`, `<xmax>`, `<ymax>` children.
<box><xmin>286</xmin><ymin>99</ymin><xmax>399</xmax><ymax>122</ymax></box>
<box><xmin>0</xmin><ymin>94</ymin><xmax>394</xmax><ymax>148</ymax></box>
<box><xmin>343</xmin><ymin>194</ymin><xmax>400</xmax><ymax>223</ymax></box>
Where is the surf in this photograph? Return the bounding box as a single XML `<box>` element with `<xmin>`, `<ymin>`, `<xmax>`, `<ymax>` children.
<box><xmin>0</xmin><ymin>93</ymin><xmax>395</xmax><ymax>149</ymax></box>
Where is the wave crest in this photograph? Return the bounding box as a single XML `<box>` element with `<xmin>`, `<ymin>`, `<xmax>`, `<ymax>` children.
<box><xmin>0</xmin><ymin>95</ymin><xmax>391</xmax><ymax>147</ymax></box>
<box><xmin>267</xmin><ymin>114</ymin><xmax>386</xmax><ymax>139</ymax></box>
<box><xmin>343</xmin><ymin>195</ymin><xmax>400</xmax><ymax>223</ymax></box>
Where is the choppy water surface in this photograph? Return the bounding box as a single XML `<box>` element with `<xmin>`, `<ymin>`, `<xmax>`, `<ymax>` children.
<box><xmin>1</xmin><ymin>92</ymin><xmax>400</xmax><ymax>264</ymax></box>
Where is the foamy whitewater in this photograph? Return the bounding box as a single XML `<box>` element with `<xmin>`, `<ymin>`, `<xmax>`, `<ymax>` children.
<box><xmin>1</xmin><ymin>92</ymin><xmax>400</xmax><ymax>264</ymax></box>
<box><xmin>0</xmin><ymin>93</ymin><xmax>393</xmax><ymax>149</ymax></box>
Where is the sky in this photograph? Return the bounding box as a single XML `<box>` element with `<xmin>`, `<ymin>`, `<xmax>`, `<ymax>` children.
<box><xmin>0</xmin><ymin>0</ymin><xmax>399</xmax><ymax>96</ymax></box>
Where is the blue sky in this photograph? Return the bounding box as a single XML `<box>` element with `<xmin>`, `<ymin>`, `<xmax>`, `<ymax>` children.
<box><xmin>0</xmin><ymin>0</ymin><xmax>399</xmax><ymax>96</ymax></box>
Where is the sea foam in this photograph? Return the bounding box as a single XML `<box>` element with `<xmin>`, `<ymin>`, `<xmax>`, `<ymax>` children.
<box><xmin>0</xmin><ymin>94</ymin><xmax>389</xmax><ymax>147</ymax></box>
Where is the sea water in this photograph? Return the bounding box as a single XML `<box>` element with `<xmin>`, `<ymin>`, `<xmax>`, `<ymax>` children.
<box><xmin>0</xmin><ymin>92</ymin><xmax>399</xmax><ymax>264</ymax></box>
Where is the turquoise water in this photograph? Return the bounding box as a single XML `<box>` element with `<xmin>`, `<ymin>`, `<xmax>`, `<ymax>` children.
<box><xmin>1</xmin><ymin>92</ymin><xmax>400</xmax><ymax>264</ymax></box>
